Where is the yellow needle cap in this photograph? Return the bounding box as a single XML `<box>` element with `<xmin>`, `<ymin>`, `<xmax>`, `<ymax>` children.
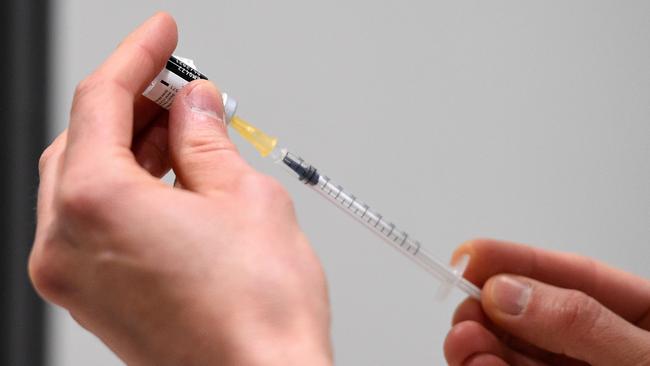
<box><xmin>229</xmin><ymin>116</ymin><xmax>278</xmax><ymax>157</ymax></box>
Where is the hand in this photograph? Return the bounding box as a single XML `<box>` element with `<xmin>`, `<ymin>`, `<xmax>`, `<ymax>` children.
<box><xmin>29</xmin><ymin>13</ymin><xmax>331</xmax><ymax>366</ymax></box>
<box><xmin>444</xmin><ymin>239</ymin><xmax>650</xmax><ymax>365</ymax></box>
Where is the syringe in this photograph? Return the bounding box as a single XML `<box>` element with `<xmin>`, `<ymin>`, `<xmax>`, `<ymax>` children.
<box><xmin>228</xmin><ymin>115</ymin><xmax>481</xmax><ymax>300</ymax></box>
<box><xmin>141</xmin><ymin>55</ymin><xmax>480</xmax><ymax>299</ymax></box>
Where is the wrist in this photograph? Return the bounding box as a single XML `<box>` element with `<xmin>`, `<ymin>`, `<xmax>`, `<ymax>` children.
<box><xmin>153</xmin><ymin>303</ymin><xmax>332</xmax><ymax>366</ymax></box>
<box><xmin>128</xmin><ymin>315</ymin><xmax>332</xmax><ymax>366</ymax></box>
<box><xmin>223</xmin><ymin>318</ymin><xmax>333</xmax><ymax>366</ymax></box>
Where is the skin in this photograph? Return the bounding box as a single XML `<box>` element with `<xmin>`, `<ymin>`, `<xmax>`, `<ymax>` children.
<box><xmin>29</xmin><ymin>13</ymin><xmax>331</xmax><ymax>366</ymax></box>
<box><xmin>29</xmin><ymin>12</ymin><xmax>650</xmax><ymax>366</ymax></box>
<box><xmin>444</xmin><ymin>239</ymin><xmax>650</xmax><ymax>365</ymax></box>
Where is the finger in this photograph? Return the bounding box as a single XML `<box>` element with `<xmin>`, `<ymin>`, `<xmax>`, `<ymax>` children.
<box><xmin>452</xmin><ymin>299</ymin><xmax>566</xmax><ymax>364</ymax></box>
<box><xmin>453</xmin><ymin>298</ymin><xmax>490</xmax><ymax>326</ymax></box>
<box><xmin>168</xmin><ymin>80</ymin><xmax>250</xmax><ymax>194</ymax></box>
<box><xmin>445</xmin><ymin>321</ymin><xmax>508</xmax><ymax>366</ymax></box>
<box><xmin>462</xmin><ymin>354</ymin><xmax>509</xmax><ymax>366</ymax></box>
<box><xmin>453</xmin><ymin>239</ymin><xmax>650</xmax><ymax>323</ymax></box>
<box><xmin>482</xmin><ymin>274</ymin><xmax>650</xmax><ymax>365</ymax></box>
<box><xmin>66</xmin><ymin>12</ymin><xmax>177</xmax><ymax>167</ymax></box>
<box><xmin>444</xmin><ymin>321</ymin><xmax>547</xmax><ymax>366</ymax></box>
<box><xmin>133</xmin><ymin>113</ymin><xmax>170</xmax><ymax>178</ymax></box>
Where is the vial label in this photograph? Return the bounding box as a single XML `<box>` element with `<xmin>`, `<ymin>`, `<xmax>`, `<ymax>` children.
<box><xmin>142</xmin><ymin>55</ymin><xmax>208</xmax><ymax>110</ymax></box>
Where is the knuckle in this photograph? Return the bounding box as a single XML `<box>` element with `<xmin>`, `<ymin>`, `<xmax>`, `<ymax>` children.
<box><xmin>557</xmin><ymin>290</ymin><xmax>604</xmax><ymax>338</ymax></box>
<box><xmin>39</xmin><ymin>133</ymin><xmax>67</xmax><ymax>174</ymax></box>
<box><xmin>130</xmin><ymin>41</ymin><xmax>157</xmax><ymax>75</ymax></box>
<box><xmin>57</xmin><ymin>176</ymin><xmax>113</xmax><ymax>222</ymax></box>
<box><xmin>28</xmin><ymin>241</ymin><xmax>71</xmax><ymax>302</ymax></box>
<box><xmin>237</xmin><ymin>173</ymin><xmax>294</xmax><ymax>210</ymax></box>
<box><xmin>260</xmin><ymin>174</ymin><xmax>289</xmax><ymax>196</ymax></box>
<box><xmin>73</xmin><ymin>75</ymin><xmax>103</xmax><ymax>102</ymax></box>
<box><xmin>58</xmin><ymin>183</ymin><xmax>96</xmax><ymax>219</ymax></box>
<box><xmin>38</xmin><ymin>145</ymin><xmax>57</xmax><ymax>173</ymax></box>
<box><xmin>256</xmin><ymin>174</ymin><xmax>293</xmax><ymax>206</ymax></box>
<box><xmin>182</xmin><ymin>133</ymin><xmax>236</xmax><ymax>158</ymax></box>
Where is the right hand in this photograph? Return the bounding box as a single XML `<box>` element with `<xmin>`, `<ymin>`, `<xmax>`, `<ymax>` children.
<box><xmin>444</xmin><ymin>239</ymin><xmax>650</xmax><ymax>365</ymax></box>
<box><xmin>29</xmin><ymin>13</ymin><xmax>331</xmax><ymax>366</ymax></box>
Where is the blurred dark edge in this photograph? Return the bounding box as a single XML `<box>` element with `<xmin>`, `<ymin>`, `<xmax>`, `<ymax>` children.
<box><xmin>0</xmin><ymin>0</ymin><xmax>49</xmax><ymax>365</ymax></box>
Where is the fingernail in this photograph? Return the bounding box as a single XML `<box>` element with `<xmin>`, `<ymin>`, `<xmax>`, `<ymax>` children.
<box><xmin>186</xmin><ymin>82</ymin><xmax>224</xmax><ymax>123</ymax></box>
<box><xmin>490</xmin><ymin>275</ymin><xmax>531</xmax><ymax>315</ymax></box>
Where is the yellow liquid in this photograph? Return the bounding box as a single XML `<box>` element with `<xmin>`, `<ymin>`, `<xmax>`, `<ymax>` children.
<box><xmin>229</xmin><ymin>116</ymin><xmax>278</xmax><ymax>157</ymax></box>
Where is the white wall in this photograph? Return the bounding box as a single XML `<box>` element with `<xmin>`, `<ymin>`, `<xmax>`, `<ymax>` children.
<box><xmin>49</xmin><ymin>1</ymin><xmax>650</xmax><ymax>364</ymax></box>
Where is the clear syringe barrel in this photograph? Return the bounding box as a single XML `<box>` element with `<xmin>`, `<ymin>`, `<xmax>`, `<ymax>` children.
<box><xmin>275</xmin><ymin>149</ymin><xmax>482</xmax><ymax>300</ymax></box>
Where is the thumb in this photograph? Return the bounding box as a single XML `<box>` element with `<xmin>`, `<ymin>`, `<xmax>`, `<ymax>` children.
<box><xmin>482</xmin><ymin>274</ymin><xmax>650</xmax><ymax>365</ymax></box>
<box><xmin>168</xmin><ymin>80</ymin><xmax>250</xmax><ymax>194</ymax></box>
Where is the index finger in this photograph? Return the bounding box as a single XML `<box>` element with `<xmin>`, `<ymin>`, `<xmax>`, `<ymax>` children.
<box><xmin>454</xmin><ymin>239</ymin><xmax>650</xmax><ymax>324</ymax></box>
<box><xmin>65</xmin><ymin>13</ymin><xmax>177</xmax><ymax>165</ymax></box>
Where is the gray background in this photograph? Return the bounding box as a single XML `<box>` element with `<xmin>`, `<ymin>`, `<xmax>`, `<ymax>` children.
<box><xmin>49</xmin><ymin>1</ymin><xmax>650</xmax><ymax>365</ymax></box>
